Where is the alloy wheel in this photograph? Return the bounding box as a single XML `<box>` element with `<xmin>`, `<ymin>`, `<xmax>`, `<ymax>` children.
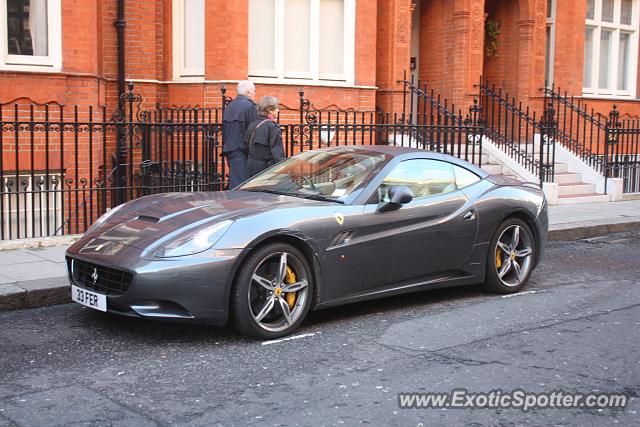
<box><xmin>494</xmin><ymin>224</ymin><xmax>534</xmax><ymax>287</ymax></box>
<box><xmin>248</xmin><ymin>251</ymin><xmax>309</xmax><ymax>333</ymax></box>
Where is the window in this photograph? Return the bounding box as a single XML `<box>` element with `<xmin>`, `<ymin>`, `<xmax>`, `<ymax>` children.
<box><xmin>0</xmin><ymin>0</ymin><xmax>61</xmax><ymax>70</ymax></box>
<box><xmin>545</xmin><ymin>0</ymin><xmax>556</xmax><ymax>87</ymax></box>
<box><xmin>248</xmin><ymin>0</ymin><xmax>356</xmax><ymax>84</ymax></box>
<box><xmin>377</xmin><ymin>160</ymin><xmax>457</xmax><ymax>202</ymax></box>
<box><xmin>173</xmin><ymin>0</ymin><xmax>204</xmax><ymax>78</ymax></box>
<box><xmin>583</xmin><ymin>0</ymin><xmax>639</xmax><ymax>97</ymax></box>
<box><xmin>453</xmin><ymin>165</ymin><xmax>481</xmax><ymax>189</ymax></box>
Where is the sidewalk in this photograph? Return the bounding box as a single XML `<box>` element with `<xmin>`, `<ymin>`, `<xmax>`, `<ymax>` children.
<box><xmin>1</xmin><ymin>199</ymin><xmax>639</xmax><ymax>312</ymax></box>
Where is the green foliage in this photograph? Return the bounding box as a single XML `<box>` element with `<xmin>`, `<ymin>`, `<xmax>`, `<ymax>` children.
<box><xmin>485</xmin><ymin>18</ymin><xmax>501</xmax><ymax>57</ymax></box>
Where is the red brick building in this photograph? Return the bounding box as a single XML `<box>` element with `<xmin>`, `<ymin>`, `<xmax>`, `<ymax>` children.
<box><xmin>1</xmin><ymin>0</ymin><xmax>639</xmax><ymax>115</ymax></box>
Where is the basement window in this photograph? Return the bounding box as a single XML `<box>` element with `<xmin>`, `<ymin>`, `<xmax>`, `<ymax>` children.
<box><xmin>1</xmin><ymin>172</ymin><xmax>63</xmax><ymax>239</ymax></box>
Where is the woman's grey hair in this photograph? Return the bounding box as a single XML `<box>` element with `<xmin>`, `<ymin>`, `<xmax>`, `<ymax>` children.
<box><xmin>237</xmin><ymin>80</ymin><xmax>255</xmax><ymax>96</ymax></box>
<box><xmin>257</xmin><ymin>96</ymin><xmax>279</xmax><ymax>116</ymax></box>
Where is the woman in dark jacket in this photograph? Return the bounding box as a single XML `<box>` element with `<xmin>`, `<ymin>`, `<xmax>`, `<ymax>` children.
<box><xmin>244</xmin><ymin>96</ymin><xmax>286</xmax><ymax>178</ymax></box>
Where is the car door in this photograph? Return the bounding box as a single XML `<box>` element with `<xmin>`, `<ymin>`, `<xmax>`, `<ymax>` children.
<box><xmin>355</xmin><ymin>159</ymin><xmax>478</xmax><ymax>290</ymax></box>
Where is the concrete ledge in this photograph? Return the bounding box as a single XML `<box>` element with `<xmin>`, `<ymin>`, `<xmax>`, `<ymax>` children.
<box><xmin>549</xmin><ymin>219</ymin><xmax>640</xmax><ymax>241</ymax></box>
<box><xmin>0</xmin><ymin>279</ymin><xmax>69</xmax><ymax>312</ymax></box>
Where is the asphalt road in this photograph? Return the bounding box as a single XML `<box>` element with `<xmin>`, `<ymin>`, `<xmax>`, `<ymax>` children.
<box><xmin>1</xmin><ymin>231</ymin><xmax>639</xmax><ymax>426</ymax></box>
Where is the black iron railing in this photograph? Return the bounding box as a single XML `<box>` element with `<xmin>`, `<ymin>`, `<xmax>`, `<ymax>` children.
<box><xmin>478</xmin><ymin>80</ymin><xmax>557</xmax><ymax>186</ymax></box>
<box><xmin>544</xmin><ymin>85</ymin><xmax>640</xmax><ymax>193</ymax></box>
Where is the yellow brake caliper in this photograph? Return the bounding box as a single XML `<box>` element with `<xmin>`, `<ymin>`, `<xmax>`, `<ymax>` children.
<box><xmin>285</xmin><ymin>266</ymin><xmax>297</xmax><ymax>309</ymax></box>
<box><xmin>496</xmin><ymin>246</ymin><xmax>503</xmax><ymax>269</ymax></box>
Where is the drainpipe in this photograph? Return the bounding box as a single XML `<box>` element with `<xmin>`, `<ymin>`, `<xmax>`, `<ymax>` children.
<box><xmin>114</xmin><ymin>0</ymin><xmax>126</xmax><ymax>205</ymax></box>
<box><xmin>114</xmin><ymin>0</ymin><xmax>126</xmax><ymax>109</ymax></box>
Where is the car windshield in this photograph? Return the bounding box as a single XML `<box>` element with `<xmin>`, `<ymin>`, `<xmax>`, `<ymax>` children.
<box><xmin>238</xmin><ymin>148</ymin><xmax>392</xmax><ymax>203</ymax></box>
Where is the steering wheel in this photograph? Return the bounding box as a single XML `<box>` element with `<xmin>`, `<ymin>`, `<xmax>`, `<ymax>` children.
<box><xmin>293</xmin><ymin>174</ymin><xmax>317</xmax><ymax>192</ymax></box>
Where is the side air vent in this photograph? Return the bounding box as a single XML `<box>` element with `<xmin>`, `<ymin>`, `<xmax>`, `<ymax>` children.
<box><xmin>330</xmin><ymin>230</ymin><xmax>355</xmax><ymax>248</ymax></box>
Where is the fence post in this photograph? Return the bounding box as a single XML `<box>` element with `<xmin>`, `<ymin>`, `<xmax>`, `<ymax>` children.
<box><xmin>604</xmin><ymin>105</ymin><xmax>620</xmax><ymax>194</ymax></box>
<box><xmin>539</xmin><ymin>101</ymin><xmax>557</xmax><ymax>186</ymax></box>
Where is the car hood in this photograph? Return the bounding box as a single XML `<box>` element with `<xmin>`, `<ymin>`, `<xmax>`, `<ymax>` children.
<box><xmin>84</xmin><ymin>191</ymin><xmax>319</xmax><ymax>250</ymax></box>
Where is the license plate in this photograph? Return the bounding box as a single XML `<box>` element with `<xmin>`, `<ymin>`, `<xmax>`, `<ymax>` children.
<box><xmin>71</xmin><ymin>285</ymin><xmax>107</xmax><ymax>312</ymax></box>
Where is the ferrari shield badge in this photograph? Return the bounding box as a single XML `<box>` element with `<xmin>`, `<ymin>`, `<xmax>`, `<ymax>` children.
<box><xmin>334</xmin><ymin>213</ymin><xmax>345</xmax><ymax>225</ymax></box>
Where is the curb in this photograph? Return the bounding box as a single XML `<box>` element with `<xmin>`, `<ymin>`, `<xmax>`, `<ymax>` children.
<box><xmin>548</xmin><ymin>220</ymin><xmax>640</xmax><ymax>241</ymax></box>
<box><xmin>1</xmin><ymin>221</ymin><xmax>639</xmax><ymax>313</ymax></box>
<box><xmin>0</xmin><ymin>278</ymin><xmax>70</xmax><ymax>311</ymax></box>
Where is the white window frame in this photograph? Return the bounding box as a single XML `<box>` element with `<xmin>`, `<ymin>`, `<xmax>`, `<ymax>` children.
<box><xmin>172</xmin><ymin>0</ymin><xmax>205</xmax><ymax>80</ymax></box>
<box><xmin>545</xmin><ymin>0</ymin><xmax>556</xmax><ymax>87</ymax></box>
<box><xmin>583</xmin><ymin>0</ymin><xmax>640</xmax><ymax>98</ymax></box>
<box><xmin>249</xmin><ymin>0</ymin><xmax>356</xmax><ymax>85</ymax></box>
<box><xmin>0</xmin><ymin>0</ymin><xmax>61</xmax><ymax>71</ymax></box>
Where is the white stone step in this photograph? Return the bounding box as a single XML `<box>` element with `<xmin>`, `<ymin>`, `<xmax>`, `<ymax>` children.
<box><xmin>556</xmin><ymin>193</ymin><xmax>611</xmax><ymax>204</ymax></box>
<box><xmin>557</xmin><ymin>183</ymin><xmax>597</xmax><ymax>196</ymax></box>
<box><xmin>554</xmin><ymin>172</ymin><xmax>583</xmax><ymax>184</ymax></box>
<box><xmin>481</xmin><ymin>163</ymin><xmax>504</xmax><ymax>174</ymax></box>
<box><xmin>554</xmin><ymin>163</ymin><xmax>568</xmax><ymax>173</ymax></box>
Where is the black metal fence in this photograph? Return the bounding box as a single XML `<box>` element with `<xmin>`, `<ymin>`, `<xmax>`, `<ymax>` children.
<box><xmin>0</xmin><ymin>82</ymin><xmax>485</xmax><ymax>241</ymax></box>
<box><xmin>478</xmin><ymin>81</ymin><xmax>557</xmax><ymax>185</ymax></box>
<box><xmin>544</xmin><ymin>85</ymin><xmax>640</xmax><ymax>193</ymax></box>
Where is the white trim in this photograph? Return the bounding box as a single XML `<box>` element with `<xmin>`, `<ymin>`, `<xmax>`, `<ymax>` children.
<box><xmin>545</xmin><ymin>0</ymin><xmax>556</xmax><ymax>87</ymax></box>
<box><xmin>249</xmin><ymin>0</ymin><xmax>356</xmax><ymax>85</ymax></box>
<box><xmin>172</xmin><ymin>0</ymin><xmax>205</xmax><ymax>80</ymax></box>
<box><xmin>125</xmin><ymin>78</ymin><xmax>377</xmax><ymax>89</ymax></box>
<box><xmin>0</xmin><ymin>0</ymin><xmax>62</xmax><ymax>71</ymax></box>
<box><xmin>583</xmin><ymin>0</ymin><xmax>639</xmax><ymax>97</ymax></box>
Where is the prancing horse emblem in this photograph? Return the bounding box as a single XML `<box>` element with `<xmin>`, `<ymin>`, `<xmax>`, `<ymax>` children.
<box><xmin>334</xmin><ymin>213</ymin><xmax>344</xmax><ymax>225</ymax></box>
<box><xmin>91</xmin><ymin>268</ymin><xmax>99</xmax><ymax>285</ymax></box>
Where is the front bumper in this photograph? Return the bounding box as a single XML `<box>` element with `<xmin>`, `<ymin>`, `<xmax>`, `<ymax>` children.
<box><xmin>66</xmin><ymin>241</ymin><xmax>243</xmax><ymax>326</ymax></box>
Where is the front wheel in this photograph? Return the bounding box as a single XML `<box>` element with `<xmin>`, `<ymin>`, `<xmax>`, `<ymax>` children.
<box><xmin>484</xmin><ymin>218</ymin><xmax>536</xmax><ymax>293</ymax></box>
<box><xmin>232</xmin><ymin>243</ymin><xmax>314</xmax><ymax>339</ymax></box>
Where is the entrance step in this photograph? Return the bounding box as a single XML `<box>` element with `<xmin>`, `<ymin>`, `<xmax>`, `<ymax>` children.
<box><xmin>557</xmin><ymin>182</ymin><xmax>596</xmax><ymax>196</ymax></box>
<box><xmin>553</xmin><ymin>172</ymin><xmax>582</xmax><ymax>184</ymax></box>
<box><xmin>557</xmin><ymin>193</ymin><xmax>611</xmax><ymax>204</ymax></box>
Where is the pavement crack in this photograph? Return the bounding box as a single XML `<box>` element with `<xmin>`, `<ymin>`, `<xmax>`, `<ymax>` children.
<box><xmin>83</xmin><ymin>384</ymin><xmax>164</xmax><ymax>426</ymax></box>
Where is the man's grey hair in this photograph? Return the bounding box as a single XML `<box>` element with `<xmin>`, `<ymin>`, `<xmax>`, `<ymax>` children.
<box><xmin>237</xmin><ymin>80</ymin><xmax>256</xmax><ymax>96</ymax></box>
<box><xmin>257</xmin><ymin>96</ymin><xmax>279</xmax><ymax>116</ymax></box>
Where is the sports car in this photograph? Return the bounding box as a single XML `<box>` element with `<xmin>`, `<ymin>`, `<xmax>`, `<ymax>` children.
<box><xmin>66</xmin><ymin>145</ymin><xmax>548</xmax><ymax>338</ymax></box>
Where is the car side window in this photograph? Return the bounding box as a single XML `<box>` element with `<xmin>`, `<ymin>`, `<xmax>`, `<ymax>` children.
<box><xmin>453</xmin><ymin>165</ymin><xmax>481</xmax><ymax>189</ymax></box>
<box><xmin>377</xmin><ymin>159</ymin><xmax>457</xmax><ymax>202</ymax></box>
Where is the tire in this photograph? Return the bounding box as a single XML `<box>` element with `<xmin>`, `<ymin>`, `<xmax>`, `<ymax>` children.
<box><xmin>484</xmin><ymin>218</ymin><xmax>536</xmax><ymax>294</ymax></box>
<box><xmin>232</xmin><ymin>243</ymin><xmax>314</xmax><ymax>339</ymax></box>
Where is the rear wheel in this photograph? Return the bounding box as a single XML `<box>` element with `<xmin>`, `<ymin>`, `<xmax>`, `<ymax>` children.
<box><xmin>485</xmin><ymin>218</ymin><xmax>536</xmax><ymax>293</ymax></box>
<box><xmin>232</xmin><ymin>243</ymin><xmax>313</xmax><ymax>339</ymax></box>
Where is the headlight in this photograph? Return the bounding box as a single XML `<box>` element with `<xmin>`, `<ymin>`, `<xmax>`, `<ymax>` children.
<box><xmin>154</xmin><ymin>220</ymin><xmax>233</xmax><ymax>258</ymax></box>
<box><xmin>85</xmin><ymin>203</ymin><xmax>126</xmax><ymax>234</ymax></box>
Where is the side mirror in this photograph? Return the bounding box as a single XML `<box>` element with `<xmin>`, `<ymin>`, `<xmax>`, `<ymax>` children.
<box><xmin>377</xmin><ymin>186</ymin><xmax>413</xmax><ymax>213</ymax></box>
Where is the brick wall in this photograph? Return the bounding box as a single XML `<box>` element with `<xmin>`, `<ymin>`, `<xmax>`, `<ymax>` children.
<box><xmin>1</xmin><ymin>0</ymin><xmax>640</xmax><ymax>132</ymax></box>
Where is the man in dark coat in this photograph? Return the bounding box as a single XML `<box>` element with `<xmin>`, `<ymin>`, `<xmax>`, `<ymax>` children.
<box><xmin>222</xmin><ymin>80</ymin><xmax>258</xmax><ymax>188</ymax></box>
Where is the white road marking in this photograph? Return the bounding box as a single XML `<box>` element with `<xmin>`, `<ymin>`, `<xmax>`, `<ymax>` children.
<box><xmin>261</xmin><ymin>332</ymin><xmax>321</xmax><ymax>346</ymax></box>
<box><xmin>501</xmin><ymin>290</ymin><xmax>546</xmax><ymax>298</ymax></box>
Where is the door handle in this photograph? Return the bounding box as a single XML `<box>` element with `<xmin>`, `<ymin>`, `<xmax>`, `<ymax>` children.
<box><xmin>463</xmin><ymin>210</ymin><xmax>476</xmax><ymax>221</ymax></box>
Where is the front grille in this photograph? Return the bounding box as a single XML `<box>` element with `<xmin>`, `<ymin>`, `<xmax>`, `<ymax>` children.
<box><xmin>69</xmin><ymin>257</ymin><xmax>133</xmax><ymax>296</ymax></box>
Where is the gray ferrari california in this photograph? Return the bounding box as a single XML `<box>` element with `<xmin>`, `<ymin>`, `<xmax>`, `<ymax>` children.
<box><xmin>66</xmin><ymin>145</ymin><xmax>548</xmax><ymax>338</ymax></box>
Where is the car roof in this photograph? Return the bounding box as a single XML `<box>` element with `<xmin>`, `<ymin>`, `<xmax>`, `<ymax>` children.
<box><xmin>319</xmin><ymin>145</ymin><xmax>489</xmax><ymax>178</ymax></box>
